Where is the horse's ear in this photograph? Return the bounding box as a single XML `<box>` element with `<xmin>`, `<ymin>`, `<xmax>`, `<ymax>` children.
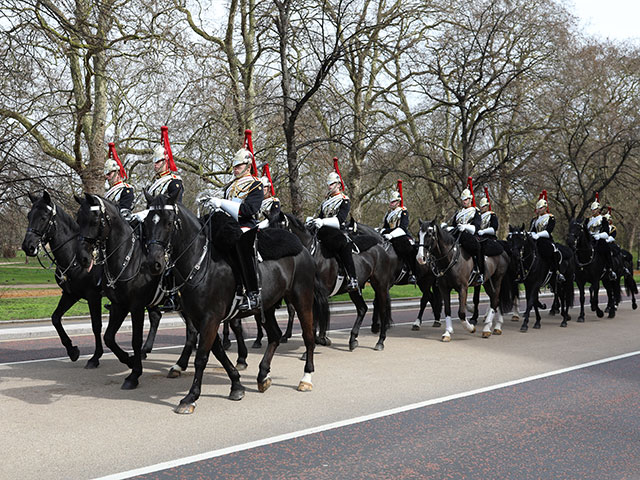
<box><xmin>509</xmin><ymin>225</ymin><xmax>513</xmax><ymax>232</ymax></box>
<box><xmin>28</xmin><ymin>192</ymin><xmax>39</xmax><ymax>204</ymax></box>
<box><xmin>143</xmin><ymin>189</ymin><xmax>154</xmax><ymax>206</ymax></box>
<box><xmin>520</xmin><ymin>223</ymin><xmax>525</xmax><ymax>231</ymax></box>
<box><xmin>418</xmin><ymin>219</ymin><xmax>423</xmax><ymax>227</ymax></box>
<box><xmin>74</xmin><ymin>194</ymin><xmax>83</xmax><ymax>205</ymax></box>
<box><xmin>41</xmin><ymin>190</ymin><xmax>51</xmax><ymax>204</ymax></box>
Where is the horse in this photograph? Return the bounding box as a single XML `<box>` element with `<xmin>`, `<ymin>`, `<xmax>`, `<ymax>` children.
<box><xmin>270</xmin><ymin>211</ymin><xmax>395</xmax><ymax>351</ymax></box>
<box><xmin>417</xmin><ymin>220</ymin><xmax>514</xmax><ymax>341</ymax></box>
<box><xmin>567</xmin><ymin>219</ymin><xmax>619</xmax><ymax>321</ymax></box>
<box><xmin>143</xmin><ymin>192</ymin><xmax>323</xmax><ymax>414</ymax></box>
<box><xmin>619</xmin><ymin>248</ymin><xmax>638</xmax><ymax>310</ymax></box>
<box><xmin>74</xmin><ymin>193</ymin><xmax>243</xmax><ymax>398</ymax></box>
<box><xmin>344</xmin><ymin>218</ymin><xmax>443</xmax><ymax>331</ymax></box>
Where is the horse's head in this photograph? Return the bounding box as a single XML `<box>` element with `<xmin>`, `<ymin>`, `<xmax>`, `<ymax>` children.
<box><xmin>74</xmin><ymin>193</ymin><xmax>112</xmax><ymax>271</ymax></box>
<box><xmin>268</xmin><ymin>210</ymin><xmax>289</xmax><ymax>230</ymax></box>
<box><xmin>143</xmin><ymin>189</ymin><xmax>181</xmax><ymax>276</ymax></box>
<box><xmin>22</xmin><ymin>191</ymin><xmax>56</xmax><ymax>256</ymax></box>
<box><xmin>416</xmin><ymin>219</ymin><xmax>438</xmax><ymax>265</ymax></box>
<box><xmin>506</xmin><ymin>223</ymin><xmax>530</xmax><ymax>261</ymax></box>
<box><xmin>566</xmin><ymin>219</ymin><xmax>584</xmax><ymax>249</ymax></box>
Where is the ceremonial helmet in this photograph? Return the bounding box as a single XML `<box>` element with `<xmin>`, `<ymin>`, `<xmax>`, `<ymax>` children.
<box><xmin>590</xmin><ymin>201</ymin><xmax>601</xmax><ymax>211</ymax></box>
<box><xmin>535</xmin><ymin>198</ymin><xmax>547</xmax><ymax>210</ymax></box>
<box><xmin>261</xmin><ymin>176</ymin><xmax>270</xmax><ymax>188</ymax></box>
<box><xmin>478</xmin><ymin>197</ymin><xmax>489</xmax><ymax>208</ymax></box>
<box><xmin>327</xmin><ymin>171</ymin><xmax>342</xmax><ymax>186</ymax></box>
<box><xmin>104</xmin><ymin>158</ymin><xmax>119</xmax><ymax>175</ymax></box>
<box><xmin>460</xmin><ymin>189</ymin><xmax>472</xmax><ymax>201</ymax></box>
<box><xmin>152</xmin><ymin>145</ymin><xmax>166</xmax><ymax>163</ymax></box>
<box><xmin>232</xmin><ymin>148</ymin><xmax>253</xmax><ymax>167</ymax></box>
<box><xmin>603</xmin><ymin>213</ymin><xmax>611</xmax><ymax>221</ymax></box>
<box><xmin>390</xmin><ymin>191</ymin><xmax>402</xmax><ymax>203</ymax></box>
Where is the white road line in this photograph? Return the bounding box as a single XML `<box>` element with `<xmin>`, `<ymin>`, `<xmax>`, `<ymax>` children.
<box><xmin>93</xmin><ymin>349</ymin><xmax>640</xmax><ymax>480</ymax></box>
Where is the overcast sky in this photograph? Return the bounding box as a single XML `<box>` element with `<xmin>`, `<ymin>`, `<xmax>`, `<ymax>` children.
<box><xmin>571</xmin><ymin>0</ymin><xmax>640</xmax><ymax>42</ymax></box>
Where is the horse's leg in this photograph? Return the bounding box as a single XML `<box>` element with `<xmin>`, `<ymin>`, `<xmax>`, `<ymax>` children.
<box><xmin>257</xmin><ymin>308</ymin><xmax>281</xmax><ymax>392</ymax></box>
<box><xmin>371</xmin><ymin>295</ymin><xmax>380</xmax><ymax>334</ymax></box>
<box><xmin>482</xmin><ymin>282</ymin><xmax>497</xmax><ymax>339</ymax></box>
<box><xmin>457</xmin><ymin>285</ymin><xmax>475</xmax><ymax>334</ymax></box>
<box><xmin>103</xmin><ymin>304</ymin><xmax>133</xmax><ymax>368</ymax></box>
<box><xmin>549</xmin><ymin>289</ymin><xmax>560</xmax><ymax>315</ymax></box>
<box><xmin>606</xmin><ymin>282</ymin><xmax>617</xmax><ymax>318</ymax></box>
<box><xmin>50</xmin><ymin>292</ymin><xmax>81</xmax><ymax>362</ymax></box>
<box><xmin>210</xmin><ymin>334</ymin><xmax>245</xmax><ymax>401</ymax></box>
<box><xmin>85</xmin><ymin>292</ymin><xmax>104</xmax><ymax>368</ymax></box>
<box><xmin>372</xmin><ymin>284</ymin><xmax>390</xmax><ymax>351</ymax></box>
<box><xmin>592</xmin><ymin>281</ymin><xmax>604</xmax><ymax>318</ymax></box>
<box><xmin>559</xmin><ymin>283</ymin><xmax>568</xmax><ymax>327</ymax></box>
<box><xmin>290</xmin><ymin>289</ymin><xmax>315</xmax><ymax>391</ymax></box>
<box><xmin>493</xmin><ymin>308</ymin><xmax>504</xmax><ymax>335</ymax></box>
<box><xmin>520</xmin><ymin>283</ymin><xmax>534</xmax><ymax>332</ymax></box>
<box><xmin>121</xmin><ymin>307</ymin><xmax>145</xmax><ymax>390</ymax></box>
<box><xmin>222</xmin><ymin>320</ymin><xmax>231</xmax><ymax>350</ymax></box>
<box><xmin>228</xmin><ymin>318</ymin><xmax>248</xmax><ymax>370</ymax></box>
<box><xmin>168</xmin><ymin>319</ymin><xmax>197</xmax><ymax>378</ymax></box>
<box><xmin>175</xmin><ymin>317</ymin><xmax>222</xmax><ymax>414</ymax></box>
<box><xmin>412</xmin><ymin>292</ymin><xmax>428</xmax><ymax>330</ymax></box>
<box><xmin>142</xmin><ymin>306</ymin><xmax>162</xmax><ymax>359</ymax></box>
<box><xmin>577</xmin><ymin>281</ymin><xmax>586</xmax><ymax>322</ymax></box>
<box><xmin>441</xmin><ymin>288</ymin><xmax>453</xmax><ymax>342</ymax></box>
<box><xmin>253</xmin><ymin>314</ymin><xmax>264</xmax><ymax>348</ymax></box>
<box><xmin>280</xmin><ymin>302</ymin><xmax>296</xmax><ymax>343</ymax></box>
<box><xmin>470</xmin><ymin>286</ymin><xmax>481</xmax><ymax>325</ymax></box>
<box><xmin>431</xmin><ymin>286</ymin><xmax>442</xmax><ymax>327</ymax></box>
<box><xmin>348</xmin><ymin>292</ymin><xmax>369</xmax><ymax>351</ymax></box>
<box><xmin>532</xmin><ymin>284</ymin><xmax>542</xmax><ymax>329</ymax></box>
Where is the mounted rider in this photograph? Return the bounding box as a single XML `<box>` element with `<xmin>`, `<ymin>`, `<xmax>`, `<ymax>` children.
<box><xmin>449</xmin><ymin>177</ymin><xmax>484</xmax><ymax>284</ymax></box>
<box><xmin>529</xmin><ymin>190</ymin><xmax>564</xmax><ymax>281</ymax></box>
<box><xmin>587</xmin><ymin>193</ymin><xmax>616</xmax><ymax>280</ymax></box>
<box><xmin>381</xmin><ymin>179</ymin><xmax>416</xmax><ymax>284</ymax></box>
<box><xmin>104</xmin><ymin>142</ymin><xmax>134</xmax><ymax>222</ymax></box>
<box><xmin>306</xmin><ymin>157</ymin><xmax>359</xmax><ymax>292</ymax></box>
<box><xmin>477</xmin><ymin>187</ymin><xmax>504</xmax><ymax>257</ymax></box>
<box><xmin>147</xmin><ymin>126</ymin><xmax>184</xmax><ymax>202</ymax></box>
<box><xmin>603</xmin><ymin>207</ymin><xmax>630</xmax><ymax>276</ymax></box>
<box><xmin>206</xmin><ymin>130</ymin><xmax>264</xmax><ymax>311</ymax></box>
<box><xmin>257</xmin><ymin>163</ymin><xmax>281</xmax><ymax>228</ymax></box>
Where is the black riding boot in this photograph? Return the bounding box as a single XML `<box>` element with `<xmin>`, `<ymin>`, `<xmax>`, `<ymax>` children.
<box><xmin>604</xmin><ymin>246</ymin><xmax>617</xmax><ymax>281</ymax></box>
<box><xmin>235</xmin><ymin>228</ymin><xmax>262</xmax><ymax>311</ymax></box>
<box><xmin>339</xmin><ymin>243</ymin><xmax>359</xmax><ymax>292</ymax></box>
<box><xmin>473</xmin><ymin>254</ymin><xmax>484</xmax><ymax>284</ymax></box>
<box><xmin>552</xmin><ymin>249</ymin><xmax>566</xmax><ymax>282</ymax></box>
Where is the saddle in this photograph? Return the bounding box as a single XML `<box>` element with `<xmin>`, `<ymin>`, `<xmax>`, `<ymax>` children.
<box><xmin>257</xmin><ymin>228</ymin><xmax>303</xmax><ymax>260</ymax></box>
<box><xmin>480</xmin><ymin>237</ymin><xmax>504</xmax><ymax>256</ymax></box>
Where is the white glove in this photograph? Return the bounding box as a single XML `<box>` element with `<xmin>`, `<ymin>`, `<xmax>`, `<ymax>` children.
<box><xmin>457</xmin><ymin>224</ymin><xmax>466</xmax><ymax>232</ymax></box>
<box><xmin>383</xmin><ymin>233</ymin><xmax>392</xmax><ymax>240</ymax></box>
<box><xmin>314</xmin><ymin>218</ymin><xmax>324</xmax><ymax>228</ymax></box>
<box><xmin>305</xmin><ymin>216</ymin><xmax>314</xmax><ymax>224</ymax></box>
<box><xmin>606</xmin><ymin>236</ymin><xmax>614</xmax><ymax>243</ymax></box>
<box><xmin>257</xmin><ymin>219</ymin><xmax>269</xmax><ymax>229</ymax></box>
<box><xmin>531</xmin><ymin>232</ymin><xmax>539</xmax><ymax>240</ymax></box>
<box><xmin>209</xmin><ymin>197</ymin><xmax>222</xmax><ymax>209</ymax></box>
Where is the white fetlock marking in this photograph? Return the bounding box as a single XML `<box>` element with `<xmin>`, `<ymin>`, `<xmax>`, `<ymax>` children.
<box><xmin>483</xmin><ymin>309</ymin><xmax>495</xmax><ymax>332</ymax></box>
<box><xmin>412</xmin><ymin>319</ymin><xmax>421</xmax><ymax>327</ymax></box>
<box><xmin>444</xmin><ymin>316</ymin><xmax>453</xmax><ymax>334</ymax></box>
<box><xmin>300</xmin><ymin>372</ymin><xmax>312</xmax><ymax>385</ymax></box>
<box><xmin>496</xmin><ymin>311</ymin><xmax>504</xmax><ymax>329</ymax></box>
<box><xmin>171</xmin><ymin>364</ymin><xmax>184</xmax><ymax>372</ymax></box>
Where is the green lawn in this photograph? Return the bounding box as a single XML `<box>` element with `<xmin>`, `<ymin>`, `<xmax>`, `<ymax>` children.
<box><xmin>0</xmin><ymin>296</ymin><xmax>108</xmax><ymax>322</ymax></box>
<box><xmin>0</xmin><ymin>266</ymin><xmax>57</xmax><ymax>285</ymax></box>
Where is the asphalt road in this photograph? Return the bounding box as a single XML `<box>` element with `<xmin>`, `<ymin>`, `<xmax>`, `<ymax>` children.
<box><xmin>1</xmin><ymin>298</ymin><xmax>638</xmax><ymax>480</ymax></box>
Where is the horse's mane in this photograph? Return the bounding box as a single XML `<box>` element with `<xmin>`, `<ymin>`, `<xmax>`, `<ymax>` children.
<box><xmin>284</xmin><ymin>212</ymin><xmax>306</xmax><ymax>232</ymax></box>
<box><xmin>436</xmin><ymin>223</ymin><xmax>456</xmax><ymax>245</ymax></box>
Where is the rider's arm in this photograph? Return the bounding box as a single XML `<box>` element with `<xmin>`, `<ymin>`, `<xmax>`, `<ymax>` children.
<box><xmin>238</xmin><ymin>182</ymin><xmax>264</xmax><ymax>218</ymax></box>
<box><xmin>167</xmin><ymin>179</ymin><xmax>184</xmax><ymax>203</ymax></box>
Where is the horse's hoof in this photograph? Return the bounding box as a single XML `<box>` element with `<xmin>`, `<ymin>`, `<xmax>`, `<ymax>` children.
<box><xmin>258</xmin><ymin>377</ymin><xmax>272</xmax><ymax>393</ymax></box>
<box><xmin>297</xmin><ymin>381</ymin><xmax>313</xmax><ymax>392</ymax></box>
<box><xmin>236</xmin><ymin>361</ymin><xmax>248</xmax><ymax>371</ymax></box>
<box><xmin>539</xmin><ymin>303</ymin><xmax>547</xmax><ymax>310</ymax></box>
<box><xmin>608</xmin><ymin>312</ymin><xmax>615</xmax><ymax>319</ymax></box>
<box><xmin>432</xmin><ymin>321</ymin><xmax>441</xmax><ymax>328</ymax></box>
<box><xmin>374</xmin><ymin>342</ymin><xmax>384</xmax><ymax>351</ymax></box>
<box><xmin>632</xmin><ymin>302</ymin><xmax>638</xmax><ymax>310</ymax></box>
<box><xmin>577</xmin><ymin>317</ymin><xmax>585</xmax><ymax>323</ymax></box>
<box><xmin>533</xmin><ymin>324</ymin><xmax>541</xmax><ymax>329</ymax></box>
<box><xmin>84</xmin><ymin>359</ymin><xmax>99</xmax><ymax>369</ymax></box>
<box><xmin>280</xmin><ymin>337</ymin><xmax>288</xmax><ymax>344</ymax></box>
<box><xmin>596</xmin><ymin>310</ymin><xmax>604</xmax><ymax>318</ymax></box>
<box><xmin>349</xmin><ymin>339</ymin><xmax>358</xmax><ymax>351</ymax></box>
<box><xmin>315</xmin><ymin>336</ymin><xmax>331</xmax><ymax>347</ymax></box>
<box><xmin>520</xmin><ymin>326</ymin><xmax>528</xmax><ymax>332</ymax></box>
<box><xmin>141</xmin><ymin>351</ymin><xmax>148</xmax><ymax>360</ymax></box>
<box><xmin>371</xmin><ymin>324</ymin><xmax>380</xmax><ymax>334</ymax></box>
<box><xmin>68</xmin><ymin>346</ymin><xmax>80</xmax><ymax>362</ymax></box>
<box><xmin>441</xmin><ymin>334</ymin><xmax>451</xmax><ymax>342</ymax></box>
<box><xmin>121</xmin><ymin>378</ymin><xmax>139</xmax><ymax>390</ymax></box>
<box><xmin>493</xmin><ymin>329</ymin><xmax>502</xmax><ymax>335</ymax></box>
<box><xmin>411</xmin><ymin>324</ymin><xmax>420</xmax><ymax>331</ymax></box>
<box><xmin>167</xmin><ymin>366</ymin><xmax>183</xmax><ymax>378</ymax></box>
<box><xmin>549</xmin><ymin>309</ymin><xmax>557</xmax><ymax>316</ymax></box>
<box><xmin>229</xmin><ymin>388</ymin><xmax>245</xmax><ymax>401</ymax></box>
<box><xmin>223</xmin><ymin>340</ymin><xmax>231</xmax><ymax>350</ymax></box>
<box><xmin>481</xmin><ymin>331</ymin><xmax>491</xmax><ymax>338</ymax></box>
<box><xmin>175</xmin><ymin>402</ymin><xmax>196</xmax><ymax>414</ymax></box>
<box><xmin>251</xmin><ymin>340</ymin><xmax>262</xmax><ymax>349</ymax></box>
<box><xmin>560</xmin><ymin>321</ymin><xmax>567</xmax><ymax>327</ymax></box>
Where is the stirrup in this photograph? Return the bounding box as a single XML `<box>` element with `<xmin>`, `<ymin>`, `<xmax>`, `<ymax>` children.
<box><xmin>408</xmin><ymin>274</ymin><xmax>417</xmax><ymax>285</ymax></box>
<box><xmin>238</xmin><ymin>291</ymin><xmax>261</xmax><ymax>311</ymax></box>
<box><xmin>556</xmin><ymin>272</ymin><xmax>566</xmax><ymax>282</ymax></box>
<box><xmin>346</xmin><ymin>278</ymin><xmax>359</xmax><ymax>292</ymax></box>
<box><xmin>608</xmin><ymin>270</ymin><xmax>617</xmax><ymax>281</ymax></box>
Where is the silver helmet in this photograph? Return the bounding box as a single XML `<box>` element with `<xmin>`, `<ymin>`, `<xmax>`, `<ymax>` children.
<box><xmin>232</xmin><ymin>148</ymin><xmax>253</xmax><ymax>168</ymax></box>
<box><xmin>327</xmin><ymin>171</ymin><xmax>341</xmax><ymax>186</ymax></box>
<box><xmin>104</xmin><ymin>158</ymin><xmax>119</xmax><ymax>175</ymax></box>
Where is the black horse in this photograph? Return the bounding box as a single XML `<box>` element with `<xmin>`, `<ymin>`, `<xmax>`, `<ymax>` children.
<box><xmin>567</xmin><ymin>219</ymin><xmax>619</xmax><ymax>321</ymax></box>
<box><xmin>143</xmin><ymin>192</ymin><xmax>323</xmax><ymax>414</ymax></box>
<box><xmin>74</xmin><ymin>193</ymin><xmax>241</xmax><ymax>396</ymax></box>
<box><xmin>271</xmin><ymin>211</ymin><xmax>396</xmax><ymax>351</ymax></box>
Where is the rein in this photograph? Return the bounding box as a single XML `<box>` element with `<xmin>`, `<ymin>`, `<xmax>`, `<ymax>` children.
<box><xmin>419</xmin><ymin>228</ymin><xmax>460</xmax><ymax>278</ymax></box>
<box><xmin>507</xmin><ymin>232</ymin><xmax>537</xmax><ymax>282</ymax></box>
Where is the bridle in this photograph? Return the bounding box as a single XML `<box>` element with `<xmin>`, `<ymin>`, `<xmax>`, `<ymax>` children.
<box><xmin>569</xmin><ymin>225</ymin><xmax>595</xmax><ymax>269</ymax></box>
<box><xmin>145</xmin><ymin>203</ymin><xmax>210</xmax><ymax>293</ymax></box>
<box><xmin>507</xmin><ymin>230</ymin><xmax>537</xmax><ymax>281</ymax></box>
<box><xmin>418</xmin><ymin>224</ymin><xmax>460</xmax><ymax>278</ymax></box>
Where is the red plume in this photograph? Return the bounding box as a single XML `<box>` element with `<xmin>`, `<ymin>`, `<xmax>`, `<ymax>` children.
<box><xmin>483</xmin><ymin>186</ymin><xmax>491</xmax><ymax>210</ymax></box>
<box><xmin>333</xmin><ymin>157</ymin><xmax>345</xmax><ymax>191</ymax></box>
<box><xmin>243</xmin><ymin>129</ymin><xmax>258</xmax><ymax>177</ymax></box>
<box><xmin>608</xmin><ymin>206</ymin><xmax>612</xmax><ymax>215</ymax></box>
<box><xmin>467</xmin><ymin>176</ymin><xmax>476</xmax><ymax>207</ymax></box>
<box><xmin>543</xmin><ymin>189</ymin><xmax>549</xmax><ymax>213</ymax></box>
<box><xmin>108</xmin><ymin>142</ymin><xmax>127</xmax><ymax>179</ymax></box>
<box><xmin>160</xmin><ymin>126</ymin><xmax>177</xmax><ymax>172</ymax></box>
<box><xmin>262</xmin><ymin>163</ymin><xmax>275</xmax><ymax>197</ymax></box>
<box><xmin>397</xmin><ymin>179</ymin><xmax>404</xmax><ymax>207</ymax></box>
<box><xmin>595</xmin><ymin>191</ymin><xmax>600</xmax><ymax>202</ymax></box>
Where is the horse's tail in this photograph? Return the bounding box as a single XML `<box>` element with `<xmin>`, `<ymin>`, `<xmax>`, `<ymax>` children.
<box><xmin>624</xmin><ymin>272</ymin><xmax>638</xmax><ymax>295</ymax></box>
<box><xmin>312</xmin><ymin>275</ymin><xmax>330</xmax><ymax>337</ymax></box>
<box><xmin>500</xmin><ymin>259</ymin><xmax>518</xmax><ymax>313</ymax></box>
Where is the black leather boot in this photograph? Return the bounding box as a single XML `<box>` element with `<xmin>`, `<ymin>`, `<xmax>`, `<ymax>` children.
<box><xmin>235</xmin><ymin>228</ymin><xmax>261</xmax><ymax>312</ymax></box>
